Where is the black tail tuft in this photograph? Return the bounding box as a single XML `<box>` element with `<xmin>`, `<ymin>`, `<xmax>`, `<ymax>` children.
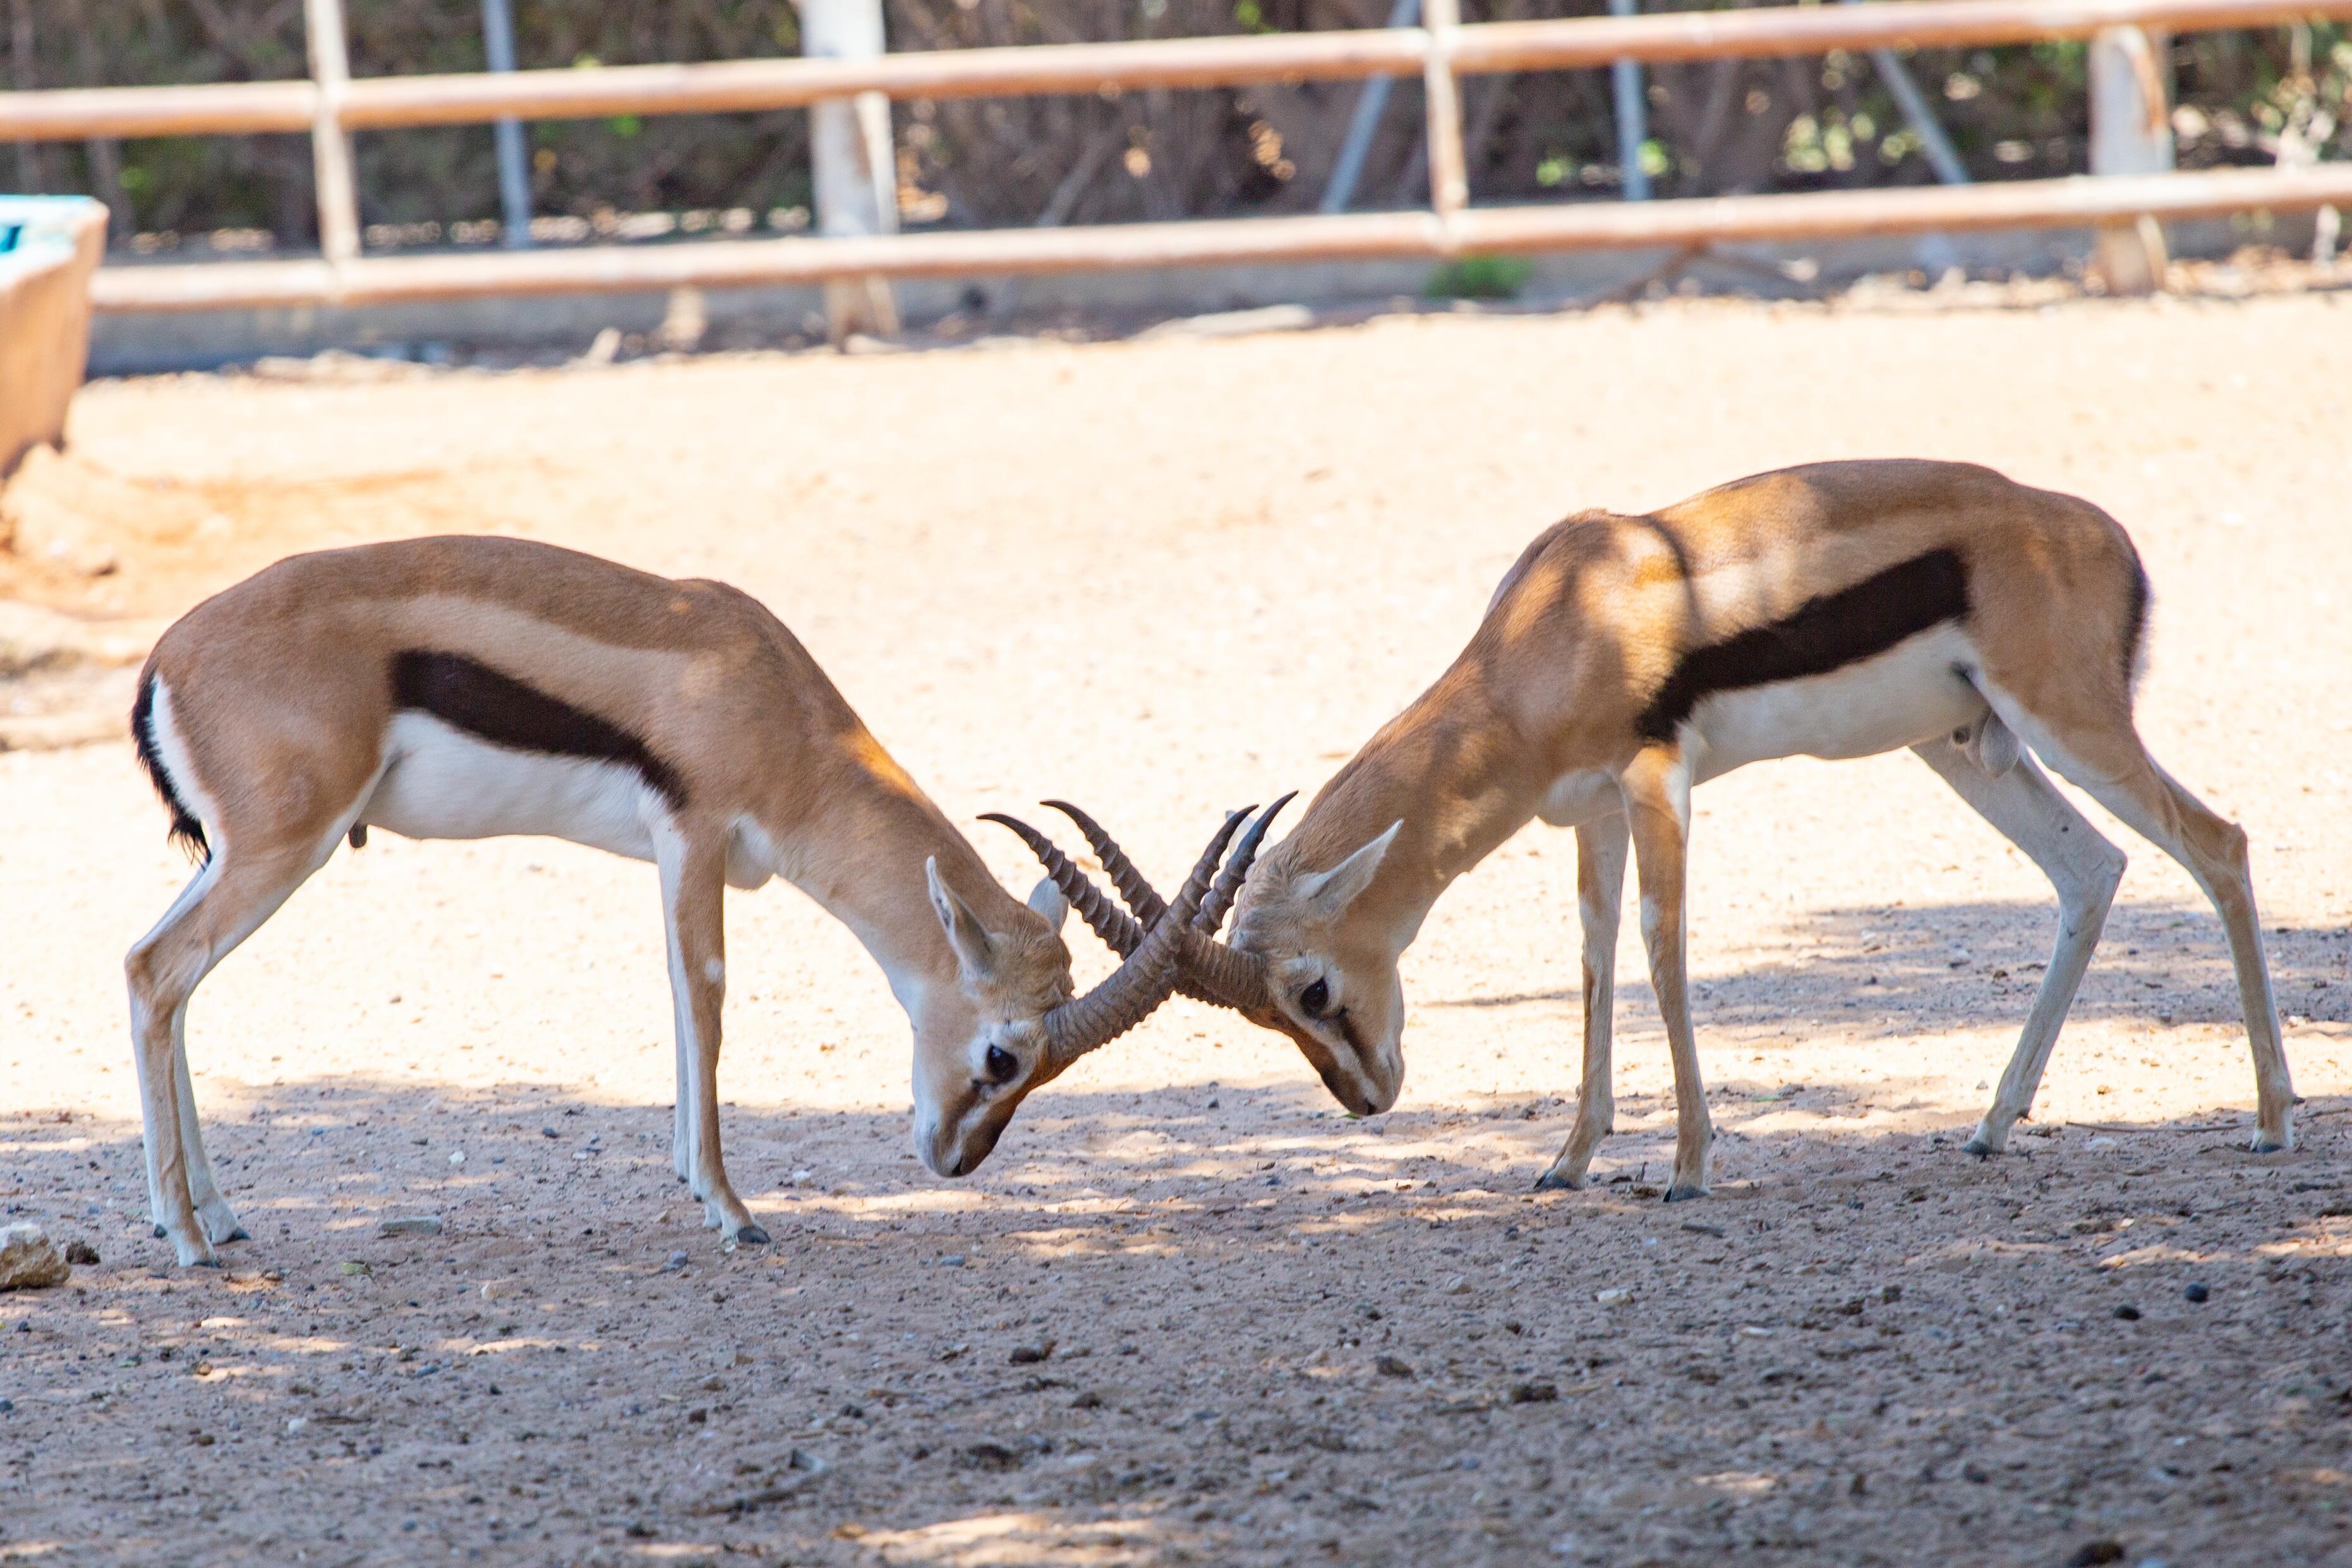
<box><xmin>2120</xmin><ymin>552</ymin><xmax>2153</xmax><ymax>694</ymax></box>
<box><xmin>131</xmin><ymin>673</ymin><xmax>210</xmax><ymax>865</ymax></box>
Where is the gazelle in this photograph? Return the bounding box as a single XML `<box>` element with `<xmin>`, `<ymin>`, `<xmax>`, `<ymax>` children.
<box><xmin>1002</xmin><ymin>460</ymin><xmax>2296</xmax><ymax>1200</ymax></box>
<box><xmin>126</xmin><ymin>534</ymin><xmax>1244</xmax><ymax>1267</ymax></box>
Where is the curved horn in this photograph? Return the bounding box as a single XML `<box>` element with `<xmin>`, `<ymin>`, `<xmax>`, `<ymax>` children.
<box><xmin>1037</xmin><ymin>811</ymin><xmax>1246</xmax><ymax>1066</ymax></box>
<box><xmin>1044</xmin><ymin>799</ymin><xmax>1167</xmax><ymax>926</ymax></box>
<box><xmin>1197</xmin><ymin>792</ymin><xmax>1294</xmax><ymax>936</ymax></box>
<box><xmin>980</xmin><ymin>812</ymin><xmax>1143</xmax><ymax>955</ymax></box>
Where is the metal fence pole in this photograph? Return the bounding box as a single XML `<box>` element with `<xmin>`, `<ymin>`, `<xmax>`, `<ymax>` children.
<box><xmin>1320</xmin><ymin>0</ymin><xmax>1420</xmax><ymax>215</ymax></box>
<box><xmin>301</xmin><ymin>0</ymin><xmax>361</xmax><ymax>264</ymax></box>
<box><xmin>479</xmin><ymin>0</ymin><xmax>532</xmax><ymax>248</ymax></box>
<box><xmin>1608</xmin><ymin>0</ymin><xmax>1651</xmax><ymax>200</ymax></box>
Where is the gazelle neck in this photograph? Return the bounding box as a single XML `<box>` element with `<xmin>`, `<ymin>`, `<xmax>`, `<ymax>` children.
<box><xmin>1293</xmin><ymin>665</ymin><xmax>1557</xmax><ymax>947</ymax></box>
<box><xmin>767</xmin><ymin>740</ymin><xmax>1015</xmax><ymax>1034</ymax></box>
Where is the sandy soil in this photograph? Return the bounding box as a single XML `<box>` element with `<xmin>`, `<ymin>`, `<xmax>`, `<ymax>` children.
<box><xmin>3</xmin><ymin>292</ymin><xmax>2350</xmax><ymax>1568</ymax></box>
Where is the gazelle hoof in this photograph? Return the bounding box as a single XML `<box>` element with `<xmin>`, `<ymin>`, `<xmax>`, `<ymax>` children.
<box><xmin>735</xmin><ymin>1223</ymin><xmax>771</xmax><ymax>1246</ymax></box>
<box><xmin>1662</xmin><ymin>1183</ymin><xmax>1708</xmax><ymax>1203</ymax></box>
<box><xmin>1532</xmin><ymin>1168</ymin><xmax>1584</xmax><ymax>1193</ymax></box>
<box><xmin>152</xmin><ymin>1224</ymin><xmax>166</xmax><ymax>1239</ymax></box>
<box><xmin>1962</xmin><ymin>1137</ymin><xmax>1994</xmax><ymax>1159</ymax></box>
<box><xmin>224</xmin><ymin>1227</ymin><xmax>251</xmax><ymax>1243</ymax></box>
<box><xmin>2249</xmin><ymin>1137</ymin><xmax>2287</xmax><ymax>1155</ymax></box>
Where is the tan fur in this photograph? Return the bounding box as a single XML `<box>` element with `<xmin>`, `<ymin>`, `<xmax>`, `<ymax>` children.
<box><xmin>126</xmin><ymin>536</ymin><xmax>1075</xmax><ymax>1266</ymax></box>
<box><xmin>1231</xmin><ymin>461</ymin><xmax>2293</xmax><ymax>1194</ymax></box>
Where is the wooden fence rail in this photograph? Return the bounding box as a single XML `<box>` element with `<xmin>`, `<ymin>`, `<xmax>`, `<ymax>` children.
<box><xmin>5</xmin><ymin>0</ymin><xmax>2347</xmax><ymax>313</ymax></box>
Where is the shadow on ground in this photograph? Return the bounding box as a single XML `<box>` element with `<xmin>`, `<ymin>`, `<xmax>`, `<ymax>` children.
<box><xmin>4</xmin><ymin>1040</ymin><xmax>2349</xmax><ymax>1568</ymax></box>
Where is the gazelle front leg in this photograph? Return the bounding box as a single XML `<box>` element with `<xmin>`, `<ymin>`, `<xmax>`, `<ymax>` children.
<box><xmin>1620</xmin><ymin>745</ymin><xmax>1712</xmax><ymax>1202</ymax></box>
<box><xmin>1536</xmin><ymin>811</ymin><xmax>1629</xmax><ymax>1190</ymax></box>
<box><xmin>655</xmin><ymin>822</ymin><xmax>767</xmax><ymax>1245</ymax></box>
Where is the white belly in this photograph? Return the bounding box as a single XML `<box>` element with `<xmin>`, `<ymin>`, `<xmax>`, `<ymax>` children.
<box><xmin>1685</xmin><ymin>622</ymin><xmax>1988</xmax><ymax>783</ymax></box>
<box><xmin>359</xmin><ymin>712</ymin><xmax>663</xmax><ymax>860</ymax></box>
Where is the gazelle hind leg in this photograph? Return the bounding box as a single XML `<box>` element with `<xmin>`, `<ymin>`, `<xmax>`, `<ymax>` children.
<box><xmin>1619</xmin><ymin>748</ymin><xmax>1713</xmax><ymax>1201</ymax></box>
<box><xmin>127</xmin><ymin>847</ymin><xmax>325</xmax><ymax>1266</ymax></box>
<box><xmin>174</xmin><ymin>1028</ymin><xmax>246</xmax><ymax>1243</ymax></box>
<box><xmin>656</xmin><ymin>822</ymin><xmax>765</xmax><ymax>1244</ymax></box>
<box><xmin>1991</xmin><ymin>697</ymin><xmax>2295</xmax><ymax>1151</ymax></box>
<box><xmin>1910</xmin><ymin>739</ymin><xmax>2126</xmax><ymax>1155</ymax></box>
<box><xmin>1537</xmin><ymin>811</ymin><xmax>1629</xmax><ymax>1191</ymax></box>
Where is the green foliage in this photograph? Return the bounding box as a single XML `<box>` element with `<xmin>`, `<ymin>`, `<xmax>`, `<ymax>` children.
<box><xmin>1426</xmin><ymin>254</ymin><xmax>1532</xmax><ymax>301</ymax></box>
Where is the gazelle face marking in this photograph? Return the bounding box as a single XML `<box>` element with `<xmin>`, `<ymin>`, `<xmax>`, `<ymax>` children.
<box><xmin>914</xmin><ymin>867</ymin><xmax>1076</xmax><ymax>1178</ymax></box>
<box><xmin>1230</xmin><ymin>822</ymin><xmax>1408</xmax><ymax>1116</ymax></box>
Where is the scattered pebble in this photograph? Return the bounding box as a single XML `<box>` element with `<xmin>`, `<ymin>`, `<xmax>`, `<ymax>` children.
<box><xmin>1375</xmin><ymin>1354</ymin><xmax>1414</xmax><ymax>1378</ymax></box>
<box><xmin>1595</xmin><ymin>1288</ymin><xmax>1632</xmax><ymax>1308</ymax></box>
<box><xmin>2067</xmin><ymin>1542</ymin><xmax>2125</xmax><ymax>1567</ymax></box>
<box><xmin>663</xmin><ymin>1251</ymin><xmax>691</xmax><ymax>1272</ymax></box>
<box><xmin>2113</xmin><ymin>1304</ymin><xmax>2142</xmax><ymax>1321</ymax></box>
<box><xmin>64</xmin><ymin>1241</ymin><xmax>98</xmax><ymax>1267</ymax></box>
<box><xmin>938</xmin><ymin>1255</ymin><xmax>965</xmax><ymax>1268</ymax></box>
<box><xmin>1509</xmin><ymin>1381</ymin><xmax>1559</xmax><ymax>1404</ymax></box>
<box><xmin>1441</xmin><ymin>1275</ymin><xmax>1469</xmax><ymax>1295</ymax></box>
<box><xmin>1008</xmin><ymin>1339</ymin><xmax>1055</xmax><ymax>1365</ymax></box>
<box><xmin>0</xmin><ymin>1225</ymin><xmax>69</xmax><ymax>1292</ymax></box>
<box><xmin>378</xmin><ymin>1216</ymin><xmax>443</xmax><ymax>1238</ymax></box>
<box><xmin>2184</xmin><ymin>1282</ymin><xmax>2210</xmax><ymax>1303</ymax></box>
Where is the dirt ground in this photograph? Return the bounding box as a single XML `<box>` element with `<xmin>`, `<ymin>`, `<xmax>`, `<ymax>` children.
<box><xmin>3</xmin><ymin>290</ymin><xmax>2350</xmax><ymax>1568</ymax></box>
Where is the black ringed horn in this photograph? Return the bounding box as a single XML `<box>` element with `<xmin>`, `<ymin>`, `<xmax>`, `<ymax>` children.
<box><xmin>1037</xmin><ymin>811</ymin><xmax>1245</xmax><ymax>1065</ymax></box>
<box><xmin>979</xmin><ymin>812</ymin><xmax>1143</xmax><ymax>955</ymax></box>
<box><xmin>1044</xmin><ymin>799</ymin><xmax>1167</xmax><ymax>926</ymax></box>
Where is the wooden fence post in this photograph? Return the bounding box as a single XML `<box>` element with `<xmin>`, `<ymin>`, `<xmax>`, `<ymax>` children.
<box><xmin>2089</xmin><ymin>25</ymin><xmax>2173</xmax><ymax>294</ymax></box>
<box><xmin>302</xmin><ymin>0</ymin><xmax>362</xmax><ymax>266</ymax></box>
<box><xmin>1420</xmin><ymin>0</ymin><xmax>1469</xmax><ymax>226</ymax></box>
<box><xmin>802</xmin><ymin>0</ymin><xmax>900</xmax><ymax>341</ymax></box>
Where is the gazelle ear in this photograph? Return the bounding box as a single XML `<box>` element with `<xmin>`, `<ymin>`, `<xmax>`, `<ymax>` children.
<box><xmin>927</xmin><ymin>857</ymin><xmax>998</xmax><ymax>983</ymax></box>
<box><xmin>1292</xmin><ymin>820</ymin><xmax>1401</xmax><ymax>919</ymax></box>
<box><xmin>1025</xmin><ymin>876</ymin><xmax>1070</xmax><ymax>934</ymax></box>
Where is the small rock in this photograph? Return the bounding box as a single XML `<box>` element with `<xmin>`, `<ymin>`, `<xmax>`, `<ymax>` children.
<box><xmin>1071</xmin><ymin>1390</ymin><xmax>1104</xmax><ymax>1409</ymax></box>
<box><xmin>2113</xmin><ymin>1303</ymin><xmax>2142</xmax><ymax>1321</ymax></box>
<box><xmin>377</xmin><ymin>1216</ymin><xmax>442</xmax><ymax>1238</ymax></box>
<box><xmin>1594</xmin><ymin>1288</ymin><xmax>1632</xmax><ymax>1308</ymax></box>
<box><xmin>1008</xmin><ymin>1340</ymin><xmax>1055</xmax><ymax>1365</ymax></box>
<box><xmin>938</xmin><ymin>1254</ymin><xmax>965</xmax><ymax>1268</ymax></box>
<box><xmin>963</xmin><ymin>1440</ymin><xmax>1022</xmax><ymax>1471</ymax></box>
<box><xmin>2067</xmin><ymin>1543</ymin><xmax>2125</xmax><ymax>1567</ymax></box>
<box><xmin>541</xmin><ymin>1127</ymin><xmax>559</xmax><ymax>1140</ymax></box>
<box><xmin>0</xmin><ymin>1225</ymin><xmax>71</xmax><ymax>1291</ymax></box>
<box><xmin>2183</xmin><ymin>1282</ymin><xmax>2210</xmax><ymax>1303</ymax></box>
<box><xmin>663</xmin><ymin>1250</ymin><xmax>690</xmax><ymax>1272</ymax></box>
<box><xmin>340</xmin><ymin>1261</ymin><xmax>371</xmax><ymax>1277</ymax></box>
<box><xmin>1442</xmin><ymin>1275</ymin><xmax>1469</xmax><ymax>1295</ymax></box>
<box><xmin>1375</xmin><ymin>1354</ymin><xmax>1414</xmax><ymax>1378</ymax></box>
<box><xmin>447</xmin><ymin>1150</ymin><xmax>466</xmax><ymax>1167</ymax></box>
<box><xmin>64</xmin><ymin>1241</ymin><xmax>99</xmax><ymax>1267</ymax></box>
<box><xmin>1509</xmin><ymin>1381</ymin><xmax>1559</xmax><ymax>1404</ymax></box>
<box><xmin>285</xmin><ymin>1416</ymin><xmax>309</xmax><ymax>1435</ymax></box>
<box><xmin>0</xmin><ymin>1397</ymin><xmax>13</xmax><ymax>1413</ymax></box>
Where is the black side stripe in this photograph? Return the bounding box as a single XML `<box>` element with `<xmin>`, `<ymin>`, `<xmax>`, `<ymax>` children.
<box><xmin>1635</xmin><ymin>548</ymin><xmax>1970</xmax><ymax>743</ymax></box>
<box><xmin>390</xmin><ymin>650</ymin><xmax>687</xmax><ymax>810</ymax></box>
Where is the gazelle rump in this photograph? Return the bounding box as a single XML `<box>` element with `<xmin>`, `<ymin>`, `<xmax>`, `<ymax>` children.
<box><xmin>1015</xmin><ymin>461</ymin><xmax>2296</xmax><ymax>1198</ymax></box>
<box><xmin>124</xmin><ymin>536</ymin><xmax>1218</xmax><ymax>1267</ymax></box>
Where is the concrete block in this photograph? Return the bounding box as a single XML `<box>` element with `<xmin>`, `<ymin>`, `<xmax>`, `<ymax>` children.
<box><xmin>0</xmin><ymin>196</ymin><xmax>109</xmax><ymax>479</ymax></box>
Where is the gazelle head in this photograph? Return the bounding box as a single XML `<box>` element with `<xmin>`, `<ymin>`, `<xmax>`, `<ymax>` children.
<box><xmin>914</xmin><ymin>812</ymin><xmax>1247</xmax><ymax>1178</ymax></box>
<box><xmin>989</xmin><ymin>800</ymin><xmax>1408</xmax><ymax>1119</ymax></box>
<box><xmin>1222</xmin><ymin>821</ymin><xmax>1408</xmax><ymax>1116</ymax></box>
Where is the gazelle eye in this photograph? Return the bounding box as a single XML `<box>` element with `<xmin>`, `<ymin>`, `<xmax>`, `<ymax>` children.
<box><xmin>1299</xmin><ymin>979</ymin><xmax>1331</xmax><ymax>1018</ymax></box>
<box><xmin>983</xmin><ymin>1045</ymin><xmax>1018</xmax><ymax>1084</ymax></box>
